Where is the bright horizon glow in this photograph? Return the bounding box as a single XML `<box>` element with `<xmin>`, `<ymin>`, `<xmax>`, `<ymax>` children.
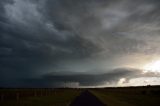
<box><xmin>143</xmin><ymin>60</ymin><xmax>160</xmax><ymax>73</ymax></box>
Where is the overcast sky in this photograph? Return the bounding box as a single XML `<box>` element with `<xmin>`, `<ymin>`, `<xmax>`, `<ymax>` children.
<box><xmin>1</xmin><ymin>0</ymin><xmax>160</xmax><ymax>88</ymax></box>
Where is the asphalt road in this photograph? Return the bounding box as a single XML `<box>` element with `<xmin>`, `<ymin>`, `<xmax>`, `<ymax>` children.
<box><xmin>70</xmin><ymin>90</ymin><xmax>106</xmax><ymax>106</ymax></box>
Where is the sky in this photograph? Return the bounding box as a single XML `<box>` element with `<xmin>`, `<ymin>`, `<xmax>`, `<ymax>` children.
<box><xmin>0</xmin><ymin>0</ymin><xmax>160</xmax><ymax>88</ymax></box>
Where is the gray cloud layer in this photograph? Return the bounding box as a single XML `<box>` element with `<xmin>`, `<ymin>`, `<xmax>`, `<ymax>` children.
<box><xmin>0</xmin><ymin>0</ymin><xmax>160</xmax><ymax>87</ymax></box>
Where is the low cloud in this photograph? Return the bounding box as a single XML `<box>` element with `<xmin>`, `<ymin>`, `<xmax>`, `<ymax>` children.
<box><xmin>2</xmin><ymin>68</ymin><xmax>159</xmax><ymax>88</ymax></box>
<box><xmin>1</xmin><ymin>0</ymin><xmax>160</xmax><ymax>87</ymax></box>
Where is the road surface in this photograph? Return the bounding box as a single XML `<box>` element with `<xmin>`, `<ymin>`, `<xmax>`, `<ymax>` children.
<box><xmin>70</xmin><ymin>90</ymin><xmax>106</xmax><ymax>106</ymax></box>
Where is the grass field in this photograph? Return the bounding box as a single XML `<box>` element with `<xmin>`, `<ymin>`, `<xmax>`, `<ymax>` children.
<box><xmin>0</xmin><ymin>88</ymin><xmax>82</xmax><ymax>106</ymax></box>
<box><xmin>0</xmin><ymin>86</ymin><xmax>160</xmax><ymax>106</ymax></box>
<box><xmin>91</xmin><ymin>86</ymin><xmax>160</xmax><ymax>106</ymax></box>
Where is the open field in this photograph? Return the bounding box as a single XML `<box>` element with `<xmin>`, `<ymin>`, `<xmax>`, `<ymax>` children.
<box><xmin>91</xmin><ymin>86</ymin><xmax>160</xmax><ymax>106</ymax></box>
<box><xmin>0</xmin><ymin>88</ymin><xmax>82</xmax><ymax>106</ymax></box>
<box><xmin>0</xmin><ymin>86</ymin><xmax>160</xmax><ymax>106</ymax></box>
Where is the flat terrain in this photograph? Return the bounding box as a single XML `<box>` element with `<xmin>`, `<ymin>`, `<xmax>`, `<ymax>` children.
<box><xmin>0</xmin><ymin>86</ymin><xmax>160</xmax><ymax>106</ymax></box>
<box><xmin>91</xmin><ymin>86</ymin><xmax>160</xmax><ymax>106</ymax></box>
<box><xmin>70</xmin><ymin>90</ymin><xmax>106</xmax><ymax>106</ymax></box>
<box><xmin>0</xmin><ymin>89</ymin><xmax>81</xmax><ymax>106</ymax></box>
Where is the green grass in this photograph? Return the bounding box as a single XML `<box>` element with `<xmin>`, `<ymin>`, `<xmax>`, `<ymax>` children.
<box><xmin>91</xmin><ymin>88</ymin><xmax>160</xmax><ymax>106</ymax></box>
<box><xmin>1</xmin><ymin>87</ymin><xmax>160</xmax><ymax>106</ymax></box>
<box><xmin>91</xmin><ymin>90</ymin><xmax>134</xmax><ymax>106</ymax></box>
<box><xmin>0</xmin><ymin>89</ymin><xmax>81</xmax><ymax>106</ymax></box>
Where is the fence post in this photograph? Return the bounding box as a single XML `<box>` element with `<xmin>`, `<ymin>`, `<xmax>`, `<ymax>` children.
<box><xmin>1</xmin><ymin>94</ymin><xmax>4</xmax><ymax>101</ymax></box>
<box><xmin>16</xmin><ymin>93</ymin><xmax>19</xmax><ymax>101</ymax></box>
<box><xmin>34</xmin><ymin>91</ymin><xmax>37</xmax><ymax>97</ymax></box>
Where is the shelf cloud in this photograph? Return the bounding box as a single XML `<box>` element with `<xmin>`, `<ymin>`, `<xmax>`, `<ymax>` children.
<box><xmin>1</xmin><ymin>0</ymin><xmax>160</xmax><ymax>87</ymax></box>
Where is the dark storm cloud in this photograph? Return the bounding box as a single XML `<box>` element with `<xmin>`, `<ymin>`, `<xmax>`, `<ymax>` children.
<box><xmin>0</xmin><ymin>68</ymin><xmax>135</xmax><ymax>87</ymax></box>
<box><xmin>4</xmin><ymin>68</ymin><xmax>159</xmax><ymax>88</ymax></box>
<box><xmin>1</xmin><ymin>0</ymin><xmax>160</xmax><ymax>87</ymax></box>
<box><xmin>43</xmin><ymin>0</ymin><xmax>160</xmax><ymax>56</ymax></box>
<box><xmin>0</xmin><ymin>0</ymin><xmax>101</xmax><ymax>87</ymax></box>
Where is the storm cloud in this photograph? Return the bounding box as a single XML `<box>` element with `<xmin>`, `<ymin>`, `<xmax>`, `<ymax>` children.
<box><xmin>1</xmin><ymin>0</ymin><xmax>160</xmax><ymax>87</ymax></box>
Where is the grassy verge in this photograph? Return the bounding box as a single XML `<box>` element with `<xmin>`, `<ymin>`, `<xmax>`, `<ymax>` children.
<box><xmin>0</xmin><ymin>89</ymin><xmax>81</xmax><ymax>106</ymax></box>
<box><xmin>91</xmin><ymin>90</ymin><xmax>134</xmax><ymax>106</ymax></box>
<box><xmin>91</xmin><ymin>89</ymin><xmax>160</xmax><ymax>106</ymax></box>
